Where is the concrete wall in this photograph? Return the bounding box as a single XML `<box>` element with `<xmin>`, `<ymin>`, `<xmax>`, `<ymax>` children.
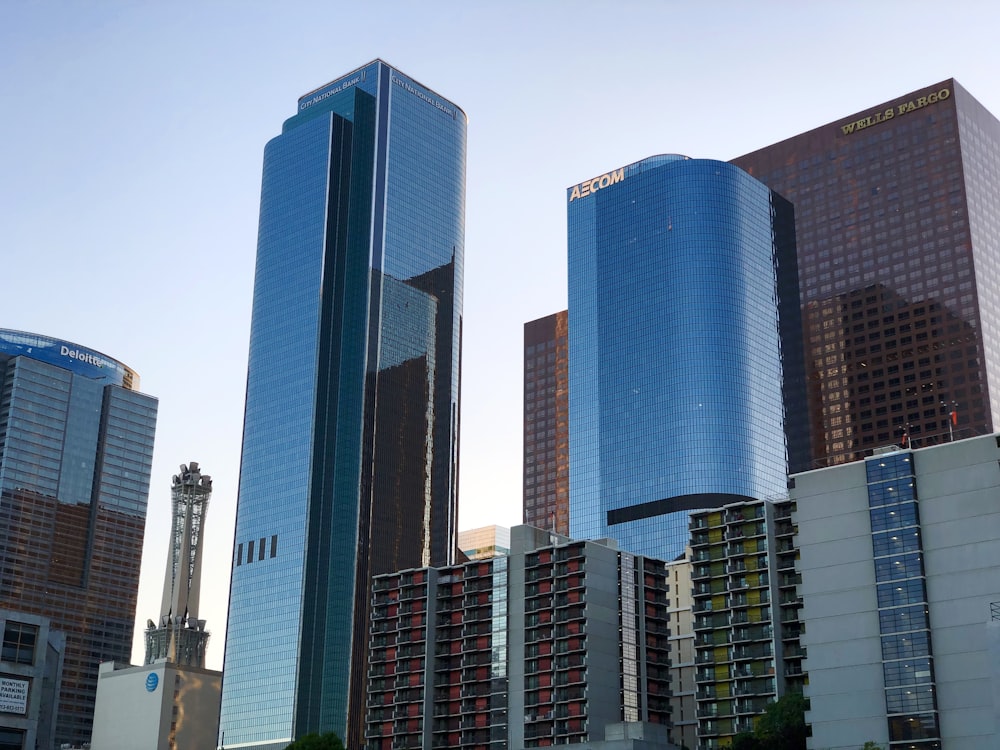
<box><xmin>666</xmin><ymin>556</ymin><xmax>696</xmax><ymax>750</ymax></box>
<box><xmin>90</xmin><ymin>660</ymin><xmax>220</xmax><ymax>750</ymax></box>
<box><xmin>583</xmin><ymin>541</ymin><xmax>626</xmax><ymax>734</ymax></box>
<box><xmin>792</xmin><ymin>435</ymin><xmax>1000</xmax><ymax>750</ymax></box>
<box><xmin>914</xmin><ymin>437</ymin><xmax>1000</xmax><ymax>748</ymax></box>
<box><xmin>793</xmin><ymin>461</ymin><xmax>887</xmax><ymax>750</ymax></box>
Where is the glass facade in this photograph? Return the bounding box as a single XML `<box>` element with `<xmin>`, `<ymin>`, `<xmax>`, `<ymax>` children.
<box><xmin>567</xmin><ymin>156</ymin><xmax>800</xmax><ymax>562</ymax></box>
<box><xmin>865</xmin><ymin>451</ymin><xmax>940</xmax><ymax>748</ymax></box>
<box><xmin>0</xmin><ymin>329</ymin><xmax>157</xmax><ymax>747</ymax></box>
<box><xmin>219</xmin><ymin>60</ymin><xmax>465</xmax><ymax>750</ymax></box>
<box><xmin>734</xmin><ymin>79</ymin><xmax>1000</xmax><ymax>466</ymax></box>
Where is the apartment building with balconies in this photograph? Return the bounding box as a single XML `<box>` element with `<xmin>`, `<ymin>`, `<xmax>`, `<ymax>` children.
<box><xmin>689</xmin><ymin>499</ymin><xmax>804</xmax><ymax>749</ymax></box>
<box><xmin>366</xmin><ymin>526</ymin><xmax>675</xmax><ymax>750</ymax></box>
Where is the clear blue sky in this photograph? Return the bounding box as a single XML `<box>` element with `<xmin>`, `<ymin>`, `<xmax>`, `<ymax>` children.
<box><xmin>3</xmin><ymin>1</ymin><xmax>999</xmax><ymax>669</ymax></box>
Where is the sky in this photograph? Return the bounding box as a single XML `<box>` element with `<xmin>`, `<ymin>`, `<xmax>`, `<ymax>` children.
<box><xmin>3</xmin><ymin>1</ymin><xmax>1000</xmax><ymax>670</ymax></box>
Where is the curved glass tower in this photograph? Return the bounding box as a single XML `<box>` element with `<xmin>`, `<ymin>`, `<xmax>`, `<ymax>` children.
<box><xmin>567</xmin><ymin>156</ymin><xmax>802</xmax><ymax>561</ymax></box>
<box><xmin>0</xmin><ymin>329</ymin><xmax>157</xmax><ymax>747</ymax></box>
<box><xmin>219</xmin><ymin>61</ymin><xmax>466</xmax><ymax>750</ymax></box>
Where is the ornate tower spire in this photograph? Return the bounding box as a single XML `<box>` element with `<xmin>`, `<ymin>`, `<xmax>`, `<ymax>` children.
<box><xmin>144</xmin><ymin>462</ymin><xmax>212</xmax><ymax>667</ymax></box>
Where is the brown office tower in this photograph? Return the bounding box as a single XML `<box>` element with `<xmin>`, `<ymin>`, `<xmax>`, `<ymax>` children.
<box><xmin>733</xmin><ymin>79</ymin><xmax>1000</xmax><ymax>466</ymax></box>
<box><xmin>523</xmin><ymin>312</ymin><xmax>569</xmax><ymax>535</ymax></box>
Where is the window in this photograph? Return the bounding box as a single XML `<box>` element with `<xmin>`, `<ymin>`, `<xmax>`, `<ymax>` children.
<box><xmin>2</xmin><ymin>621</ymin><xmax>38</xmax><ymax>665</ymax></box>
<box><xmin>0</xmin><ymin>729</ymin><xmax>27</xmax><ymax>750</ymax></box>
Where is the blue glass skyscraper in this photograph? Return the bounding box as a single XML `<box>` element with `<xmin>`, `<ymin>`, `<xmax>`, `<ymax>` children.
<box><xmin>567</xmin><ymin>156</ymin><xmax>803</xmax><ymax>561</ymax></box>
<box><xmin>0</xmin><ymin>329</ymin><xmax>158</xmax><ymax>747</ymax></box>
<box><xmin>219</xmin><ymin>61</ymin><xmax>466</xmax><ymax>749</ymax></box>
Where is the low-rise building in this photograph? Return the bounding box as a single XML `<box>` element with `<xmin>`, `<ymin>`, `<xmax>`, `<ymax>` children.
<box><xmin>689</xmin><ymin>498</ymin><xmax>804</xmax><ymax>749</ymax></box>
<box><xmin>89</xmin><ymin>659</ymin><xmax>220</xmax><ymax>750</ymax></box>
<box><xmin>792</xmin><ymin>434</ymin><xmax>1000</xmax><ymax>749</ymax></box>
<box><xmin>366</xmin><ymin>525</ymin><xmax>675</xmax><ymax>749</ymax></box>
<box><xmin>0</xmin><ymin>610</ymin><xmax>64</xmax><ymax>750</ymax></box>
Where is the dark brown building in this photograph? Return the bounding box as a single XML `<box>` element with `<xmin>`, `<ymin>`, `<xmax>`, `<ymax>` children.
<box><xmin>523</xmin><ymin>312</ymin><xmax>569</xmax><ymax>535</ymax></box>
<box><xmin>733</xmin><ymin>79</ymin><xmax>1000</xmax><ymax>466</ymax></box>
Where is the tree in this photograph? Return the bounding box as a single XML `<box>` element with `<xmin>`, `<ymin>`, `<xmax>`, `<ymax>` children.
<box><xmin>284</xmin><ymin>733</ymin><xmax>345</xmax><ymax>750</ymax></box>
<box><xmin>861</xmin><ymin>743</ymin><xmax>885</xmax><ymax>750</ymax></box>
<box><xmin>753</xmin><ymin>691</ymin><xmax>808</xmax><ymax>750</ymax></box>
<box><xmin>732</xmin><ymin>730</ymin><xmax>763</xmax><ymax>750</ymax></box>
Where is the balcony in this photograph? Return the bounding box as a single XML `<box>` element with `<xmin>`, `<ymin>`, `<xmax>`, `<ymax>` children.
<box><xmin>555</xmin><ymin>653</ymin><xmax>587</xmax><ymax>670</ymax></box>
<box><xmin>700</xmin><ymin>721</ymin><xmax>722</xmax><ymax>737</ymax></box>
<box><xmin>646</xmin><ymin>621</ymin><xmax>670</xmax><ymax>636</ymax></box>
<box><xmin>775</xmin><ymin>521</ymin><xmax>795</xmax><ymax>538</ymax></box>
<box><xmin>694</xmin><ymin>651</ymin><xmax>716</xmax><ymax>665</ymax></box>
<box><xmin>554</xmin><ymin>639</ymin><xmax>586</xmax><ymax>655</ymax></box>
<box><xmin>779</xmin><ymin>573</ymin><xmax>802</xmax><ymax>588</ymax></box>
<box><xmin>692</xmin><ymin>569</ymin><xmax>712</xmax><ymax>583</ymax></box>
<box><xmin>554</xmin><ymin>671</ymin><xmax>586</xmax><ymax>687</ymax></box>
<box><xmin>724</xmin><ymin>510</ymin><xmax>746</xmax><ymax>524</ymax></box>
<box><xmin>783</xmin><ymin>644</ymin><xmax>806</xmax><ymax>659</ymax></box>
<box><xmin>776</xmin><ymin>557</ymin><xmax>797</xmax><ymax>573</ymax></box>
<box><xmin>692</xmin><ymin>548</ymin><xmax>726</xmax><ymax>563</ymax></box>
<box><xmin>734</xmin><ymin>661</ymin><xmax>775</xmax><ymax>679</ymax></box>
<box><xmin>460</xmin><ymin>684</ymin><xmax>489</xmax><ymax>699</ymax></box>
<box><xmin>733</xmin><ymin>679</ymin><xmax>775</xmax><ymax>697</ymax></box>
<box><xmin>733</xmin><ymin>641</ymin><xmax>773</xmax><ymax>659</ymax></box>
<box><xmin>524</xmin><ymin>726</ymin><xmax>555</xmax><ymax>741</ymax></box>
<box><xmin>781</xmin><ymin>623</ymin><xmax>804</xmax><ymax>641</ymax></box>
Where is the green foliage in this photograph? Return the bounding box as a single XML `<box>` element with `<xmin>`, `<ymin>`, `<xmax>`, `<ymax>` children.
<box><xmin>284</xmin><ymin>732</ymin><xmax>345</xmax><ymax>750</ymax></box>
<box><xmin>731</xmin><ymin>730</ymin><xmax>764</xmax><ymax>750</ymax></box>
<box><xmin>752</xmin><ymin>691</ymin><xmax>808</xmax><ymax>750</ymax></box>
<box><xmin>861</xmin><ymin>743</ymin><xmax>885</xmax><ymax>750</ymax></box>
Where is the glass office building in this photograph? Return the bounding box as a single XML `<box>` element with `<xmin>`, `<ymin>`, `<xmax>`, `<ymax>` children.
<box><xmin>567</xmin><ymin>156</ymin><xmax>803</xmax><ymax>561</ymax></box>
<box><xmin>0</xmin><ymin>329</ymin><xmax>158</xmax><ymax>747</ymax></box>
<box><xmin>219</xmin><ymin>61</ymin><xmax>466</xmax><ymax>750</ymax></box>
<box><xmin>733</xmin><ymin>79</ymin><xmax>1000</xmax><ymax>465</ymax></box>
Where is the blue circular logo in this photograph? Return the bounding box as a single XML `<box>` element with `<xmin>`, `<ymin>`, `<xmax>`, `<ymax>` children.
<box><xmin>145</xmin><ymin>673</ymin><xmax>159</xmax><ymax>692</ymax></box>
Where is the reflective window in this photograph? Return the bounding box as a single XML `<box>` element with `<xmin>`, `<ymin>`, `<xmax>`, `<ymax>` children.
<box><xmin>220</xmin><ymin>61</ymin><xmax>465</xmax><ymax>747</ymax></box>
<box><xmin>568</xmin><ymin>158</ymin><xmax>793</xmax><ymax>561</ymax></box>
